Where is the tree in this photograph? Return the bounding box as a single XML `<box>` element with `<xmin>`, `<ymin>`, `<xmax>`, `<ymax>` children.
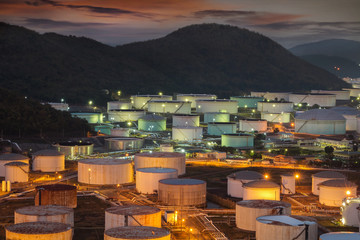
<box><xmin>324</xmin><ymin>146</ymin><xmax>334</xmax><ymax>160</ymax></box>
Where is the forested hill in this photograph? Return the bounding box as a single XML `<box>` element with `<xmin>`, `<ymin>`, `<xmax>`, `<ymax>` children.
<box><xmin>0</xmin><ymin>23</ymin><xmax>349</xmax><ymax>105</ymax></box>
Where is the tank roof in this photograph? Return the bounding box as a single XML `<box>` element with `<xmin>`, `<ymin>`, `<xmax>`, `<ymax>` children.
<box><xmin>259</xmin><ymin>100</ymin><xmax>292</xmax><ymax>103</ymax></box>
<box><xmin>244</xmin><ymin>180</ymin><xmax>280</xmax><ymax>189</ymax></box>
<box><xmin>33</xmin><ymin>149</ymin><xmax>64</xmax><ymax>156</ymax></box>
<box><xmin>139</xmin><ymin>115</ymin><xmax>166</xmax><ymax>121</ymax></box>
<box><xmin>236</xmin><ymin>200</ymin><xmax>291</xmax><ymax>209</ymax></box>
<box><xmin>177</xmin><ymin>94</ymin><xmax>216</xmax><ymax>97</ymax></box>
<box><xmin>105</xmin><ymin>226</ymin><xmax>169</xmax><ymax>239</ymax></box>
<box><xmin>149</xmin><ymin>100</ymin><xmax>187</xmax><ymax>103</ymax></box>
<box><xmin>0</xmin><ymin>153</ymin><xmax>29</xmax><ymax>161</ymax></box>
<box><xmin>330</xmin><ymin>106</ymin><xmax>360</xmax><ymax>116</ymax></box>
<box><xmin>109</xmin><ymin>109</ymin><xmax>145</xmax><ymax>112</ymax></box>
<box><xmin>136</xmin><ymin>152</ymin><xmax>185</xmax><ymax>158</ymax></box>
<box><xmin>55</xmin><ymin>141</ymin><xmax>93</xmax><ymax>146</ymax></box>
<box><xmin>159</xmin><ymin>178</ymin><xmax>205</xmax><ymax>185</ymax></box>
<box><xmin>296</xmin><ymin>109</ymin><xmax>346</xmax><ymax>121</ymax></box>
<box><xmin>36</xmin><ymin>184</ymin><xmax>76</xmax><ymax>191</ymax></box>
<box><xmin>208</xmin><ymin>122</ymin><xmax>236</xmax><ymax>125</ymax></box>
<box><xmin>256</xmin><ymin>215</ymin><xmax>316</xmax><ymax>226</ymax></box>
<box><xmin>291</xmin><ymin>92</ymin><xmax>335</xmax><ymax>96</ymax></box>
<box><xmin>222</xmin><ymin>133</ymin><xmax>252</xmax><ymax>137</ymax></box>
<box><xmin>15</xmin><ymin>205</ymin><xmax>73</xmax><ymax>216</ymax></box>
<box><xmin>172</xmin><ymin>126</ymin><xmax>202</xmax><ymax>129</ymax></box>
<box><xmin>240</xmin><ymin>119</ymin><xmax>267</xmax><ymax>122</ymax></box>
<box><xmin>196</xmin><ymin>99</ymin><xmax>236</xmax><ymax>102</ymax></box>
<box><xmin>228</xmin><ymin>171</ymin><xmax>264</xmax><ymax>180</ymax></box>
<box><xmin>319</xmin><ymin>179</ymin><xmax>357</xmax><ymax>188</ymax></box>
<box><xmin>320</xmin><ymin>232</ymin><xmax>360</xmax><ymax>240</ymax></box>
<box><xmin>132</xmin><ymin>94</ymin><xmax>172</xmax><ymax>97</ymax></box>
<box><xmin>4</xmin><ymin>161</ymin><xmax>29</xmax><ymax>166</ymax></box>
<box><xmin>204</xmin><ymin>112</ymin><xmax>230</xmax><ymax>115</ymax></box>
<box><xmin>173</xmin><ymin>114</ymin><xmax>199</xmax><ymax>117</ymax></box>
<box><xmin>105</xmin><ymin>137</ymin><xmax>143</xmax><ymax>142</ymax></box>
<box><xmin>231</xmin><ymin>96</ymin><xmax>264</xmax><ymax>99</ymax></box>
<box><xmin>5</xmin><ymin>222</ymin><xmax>71</xmax><ymax>234</ymax></box>
<box><xmin>137</xmin><ymin>168</ymin><xmax>177</xmax><ymax>173</ymax></box>
<box><xmin>313</xmin><ymin>171</ymin><xmax>345</xmax><ymax>178</ymax></box>
<box><xmin>79</xmin><ymin>158</ymin><xmax>131</xmax><ymax>165</ymax></box>
<box><xmin>106</xmin><ymin>205</ymin><xmax>160</xmax><ymax>215</ymax></box>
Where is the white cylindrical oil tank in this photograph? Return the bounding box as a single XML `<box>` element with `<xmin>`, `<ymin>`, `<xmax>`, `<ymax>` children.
<box><xmin>221</xmin><ymin>133</ymin><xmax>254</xmax><ymax>148</ymax></box>
<box><xmin>295</xmin><ymin>109</ymin><xmax>346</xmax><ymax>135</ymax></box>
<box><xmin>53</xmin><ymin>141</ymin><xmax>93</xmax><ymax>159</ymax></box>
<box><xmin>131</xmin><ymin>95</ymin><xmax>173</xmax><ymax>109</ymax></box>
<box><xmin>196</xmin><ymin>99</ymin><xmax>238</xmax><ymax>113</ymax></box>
<box><xmin>261</xmin><ymin>112</ymin><xmax>291</xmax><ymax>123</ymax></box>
<box><xmin>35</xmin><ymin>184</ymin><xmax>77</xmax><ymax>208</ymax></box>
<box><xmin>136</xmin><ymin>168</ymin><xmax>178</xmax><ymax>194</ymax></box>
<box><xmin>105</xmin><ymin>205</ymin><xmax>161</xmax><ymax>230</ymax></box>
<box><xmin>204</xmin><ymin>112</ymin><xmax>230</xmax><ymax>123</ymax></box>
<box><xmin>230</xmin><ymin>96</ymin><xmax>264</xmax><ymax>108</ymax></box>
<box><xmin>134</xmin><ymin>152</ymin><xmax>186</xmax><ymax>175</ymax></box>
<box><xmin>5</xmin><ymin>162</ymin><xmax>29</xmax><ymax>183</ymax></box>
<box><xmin>172</xmin><ymin>114</ymin><xmax>200</xmax><ymax>127</ymax></box>
<box><xmin>159</xmin><ymin>144</ymin><xmax>173</xmax><ymax>152</ymax></box>
<box><xmin>138</xmin><ymin>115</ymin><xmax>166</xmax><ymax>131</ymax></box>
<box><xmin>330</xmin><ymin>106</ymin><xmax>360</xmax><ymax>131</ymax></box>
<box><xmin>105</xmin><ymin>138</ymin><xmax>144</xmax><ymax>151</ymax></box>
<box><xmin>256</xmin><ymin>215</ymin><xmax>318</xmax><ymax>240</ymax></box>
<box><xmin>172</xmin><ymin>126</ymin><xmax>203</xmax><ymax>141</ymax></box>
<box><xmin>281</xmin><ymin>174</ymin><xmax>296</xmax><ymax>195</ymax></box>
<box><xmin>15</xmin><ymin>205</ymin><xmax>74</xmax><ymax>227</ymax></box>
<box><xmin>107</xmin><ymin>101</ymin><xmax>132</xmax><ymax>111</ymax></box>
<box><xmin>341</xmin><ymin>198</ymin><xmax>360</xmax><ymax>227</ymax></box>
<box><xmin>148</xmin><ymin>100</ymin><xmax>191</xmax><ymax>114</ymax></box>
<box><xmin>158</xmin><ymin>178</ymin><xmax>206</xmax><ymax>207</ymax></box>
<box><xmin>108</xmin><ymin>110</ymin><xmax>145</xmax><ymax>122</ymax></box>
<box><xmin>239</xmin><ymin>119</ymin><xmax>267</xmax><ymax>132</ymax></box>
<box><xmin>312</xmin><ymin>171</ymin><xmax>346</xmax><ymax>195</ymax></box>
<box><xmin>110</xmin><ymin>128</ymin><xmax>130</xmax><ymax>137</ymax></box>
<box><xmin>176</xmin><ymin>94</ymin><xmax>217</xmax><ymax>108</ymax></box>
<box><xmin>289</xmin><ymin>93</ymin><xmax>336</xmax><ymax>107</ymax></box>
<box><xmin>243</xmin><ymin>180</ymin><xmax>280</xmax><ymax>201</ymax></box>
<box><xmin>0</xmin><ymin>153</ymin><xmax>29</xmax><ymax>177</ymax></box>
<box><xmin>343</xmin><ymin>88</ymin><xmax>360</xmax><ymax>97</ymax></box>
<box><xmin>104</xmin><ymin>226</ymin><xmax>170</xmax><ymax>240</ymax></box>
<box><xmin>207</xmin><ymin>122</ymin><xmax>237</xmax><ymax>136</ymax></box>
<box><xmin>5</xmin><ymin>222</ymin><xmax>72</xmax><ymax>240</ymax></box>
<box><xmin>319</xmin><ymin>179</ymin><xmax>357</xmax><ymax>207</ymax></box>
<box><xmin>227</xmin><ymin>171</ymin><xmax>264</xmax><ymax>198</ymax></box>
<box><xmin>251</xmin><ymin>92</ymin><xmax>291</xmax><ymax>101</ymax></box>
<box><xmin>71</xmin><ymin>112</ymin><xmax>103</xmax><ymax>123</ymax></box>
<box><xmin>78</xmin><ymin>158</ymin><xmax>133</xmax><ymax>185</ymax></box>
<box><xmin>257</xmin><ymin>101</ymin><xmax>293</xmax><ymax>113</ymax></box>
<box><xmin>236</xmin><ymin>200</ymin><xmax>291</xmax><ymax>231</ymax></box>
<box><xmin>311</xmin><ymin>90</ymin><xmax>350</xmax><ymax>100</ymax></box>
<box><xmin>320</xmin><ymin>232</ymin><xmax>360</xmax><ymax>240</ymax></box>
<box><xmin>32</xmin><ymin>149</ymin><xmax>65</xmax><ymax>172</ymax></box>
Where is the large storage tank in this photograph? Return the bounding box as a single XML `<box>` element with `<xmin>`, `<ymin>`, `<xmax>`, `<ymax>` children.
<box><xmin>320</xmin><ymin>232</ymin><xmax>360</xmax><ymax>240</ymax></box>
<box><xmin>221</xmin><ymin>133</ymin><xmax>254</xmax><ymax>148</ymax></box>
<box><xmin>148</xmin><ymin>100</ymin><xmax>191</xmax><ymax>114</ymax></box>
<box><xmin>227</xmin><ymin>171</ymin><xmax>264</xmax><ymax>198</ymax></box>
<box><xmin>239</xmin><ymin>119</ymin><xmax>267</xmax><ymax>132</ymax></box>
<box><xmin>243</xmin><ymin>180</ymin><xmax>280</xmax><ymax>201</ymax></box>
<box><xmin>53</xmin><ymin>141</ymin><xmax>93</xmax><ymax>159</ymax></box>
<box><xmin>5</xmin><ymin>162</ymin><xmax>29</xmax><ymax>183</ymax></box>
<box><xmin>108</xmin><ymin>110</ymin><xmax>145</xmax><ymax>122</ymax></box>
<box><xmin>311</xmin><ymin>89</ymin><xmax>350</xmax><ymax>100</ymax></box>
<box><xmin>131</xmin><ymin>95</ymin><xmax>173</xmax><ymax>109</ymax></box>
<box><xmin>295</xmin><ymin>109</ymin><xmax>346</xmax><ymax>135</ymax></box>
<box><xmin>5</xmin><ymin>222</ymin><xmax>72</xmax><ymax>240</ymax></box>
<box><xmin>105</xmin><ymin>205</ymin><xmax>161</xmax><ymax>230</ymax></box>
<box><xmin>318</xmin><ymin>179</ymin><xmax>357</xmax><ymax>207</ymax></box>
<box><xmin>251</xmin><ymin>91</ymin><xmax>291</xmax><ymax>101</ymax></box>
<box><xmin>207</xmin><ymin>122</ymin><xmax>237</xmax><ymax>136</ymax></box>
<box><xmin>32</xmin><ymin>149</ymin><xmax>65</xmax><ymax>172</ymax></box>
<box><xmin>261</xmin><ymin>112</ymin><xmax>291</xmax><ymax>123</ymax></box>
<box><xmin>15</xmin><ymin>205</ymin><xmax>74</xmax><ymax>227</ymax></box>
<box><xmin>256</xmin><ymin>215</ymin><xmax>318</xmax><ymax>240</ymax></box>
<box><xmin>71</xmin><ymin>112</ymin><xmax>103</xmax><ymax>123</ymax></box>
<box><xmin>107</xmin><ymin>101</ymin><xmax>132</xmax><ymax>111</ymax></box>
<box><xmin>196</xmin><ymin>99</ymin><xmax>238</xmax><ymax>113</ymax></box>
<box><xmin>312</xmin><ymin>171</ymin><xmax>346</xmax><ymax>195</ymax></box>
<box><xmin>330</xmin><ymin>106</ymin><xmax>360</xmax><ymax>131</ymax></box>
<box><xmin>230</xmin><ymin>96</ymin><xmax>264</xmax><ymax>108</ymax></box>
<box><xmin>172</xmin><ymin>114</ymin><xmax>200</xmax><ymax>127</ymax></box>
<box><xmin>78</xmin><ymin>158</ymin><xmax>133</xmax><ymax>185</ymax></box>
<box><xmin>105</xmin><ymin>138</ymin><xmax>144</xmax><ymax>151</ymax></box>
<box><xmin>35</xmin><ymin>184</ymin><xmax>77</xmax><ymax>208</ymax></box>
<box><xmin>0</xmin><ymin>153</ymin><xmax>29</xmax><ymax>177</ymax></box>
<box><xmin>281</xmin><ymin>174</ymin><xmax>296</xmax><ymax>195</ymax></box>
<box><xmin>134</xmin><ymin>152</ymin><xmax>186</xmax><ymax>175</ymax></box>
<box><xmin>136</xmin><ymin>168</ymin><xmax>178</xmax><ymax>194</ymax></box>
<box><xmin>138</xmin><ymin>115</ymin><xmax>166</xmax><ymax>131</ymax></box>
<box><xmin>289</xmin><ymin>93</ymin><xmax>336</xmax><ymax>107</ymax></box>
<box><xmin>341</xmin><ymin>198</ymin><xmax>360</xmax><ymax>227</ymax></box>
<box><xmin>158</xmin><ymin>178</ymin><xmax>206</xmax><ymax>207</ymax></box>
<box><xmin>204</xmin><ymin>112</ymin><xmax>230</xmax><ymax>123</ymax></box>
<box><xmin>176</xmin><ymin>94</ymin><xmax>217</xmax><ymax>108</ymax></box>
<box><xmin>236</xmin><ymin>200</ymin><xmax>291</xmax><ymax>231</ymax></box>
<box><xmin>110</xmin><ymin>128</ymin><xmax>130</xmax><ymax>137</ymax></box>
<box><xmin>343</xmin><ymin>88</ymin><xmax>360</xmax><ymax>97</ymax></box>
<box><xmin>104</xmin><ymin>226</ymin><xmax>170</xmax><ymax>240</ymax></box>
<box><xmin>172</xmin><ymin>126</ymin><xmax>203</xmax><ymax>141</ymax></box>
<box><xmin>257</xmin><ymin>101</ymin><xmax>293</xmax><ymax>113</ymax></box>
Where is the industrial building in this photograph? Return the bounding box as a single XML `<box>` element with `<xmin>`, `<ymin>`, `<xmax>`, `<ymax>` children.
<box><xmin>341</xmin><ymin>197</ymin><xmax>360</xmax><ymax>227</ymax></box>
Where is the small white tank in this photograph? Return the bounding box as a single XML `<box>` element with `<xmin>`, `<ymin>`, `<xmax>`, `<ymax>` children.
<box><xmin>280</xmin><ymin>174</ymin><xmax>296</xmax><ymax>195</ymax></box>
<box><xmin>236</xmin><ymin>200</ymin><xmax>291</xmax><ymax>231</ymax></box>
<box><xmin>5</xmin><ymin>162</ymin><xmax>29</xmax><ymax>183</ymax></box>
<box><xmin>0</xmin><ymin>153</ymin><xmax>29</xmax><ymax>177</ymax></box>
<box><xmin>256</xmin><ymin>215</ymin><xmax>318</xmax><ymax>240</ymax></box>
<box><xmin>53</xmin><ymin>141</ymin><xmax>93</xmax><ymax>159</ymax></box>
<box><xmin>312</xmin><ymin>171</ymin><xmax>346</xmax><ymax>195</ymax></box>
<box><xmin>172</xmin><ymin>114</ymin><xmax>200</xmax><ymax>127</ymax></box>
<box><xmin>227</xmin><ymin>171</ymin><xmax>264</xmax><ymax>198</ymax></box>
<box><xmin>136</xmin><ymin>168</ymin><xmax>178</xmax><ymax>194</ymax></box>
<box><xmin>204</xmin><ymin>112</ymin><xmax>230</xmax><ymax>123</ymax></box>
<box><xmin>320</xmin><ymin>232</ymin><xmax>360</xmax><ymax>240</ymax></box>
<box><xmin>318</xmin><ymin>179</ymin><xmax>357</xmax><ymax>207</ymax></box>
<box><xmin>15</xmin><ymin>205</ymin><xmax>74</xmax><ymax>227</ymax></box>
<box><xmin>104</xmin><ymin>226</ymin><xmax>171</xmax><ymax>240</ymax></box>
<box><xmin>243</xmin><ymin>180</ymin><xmax>280</xmax><ymax>201</ymax></box>
<box><xmin>105</xmin><ymin>205</ymin><xmax>161</xmax><ymax>230</ymax></box>
<box><xmin>172</xmin><ymin>126</ymin><xmax>203</xmax><ymax>141</ymax></box>
<box><xmin>32</xmin><ymin>149</ymin><xmax>65</xmax><ymax>172</ymax></box>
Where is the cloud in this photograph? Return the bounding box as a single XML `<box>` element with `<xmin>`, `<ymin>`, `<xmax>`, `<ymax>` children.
<box><xmin>256</xmin><ymin>21</ymin><xmax>360</xmax><ymax>31</ymax></box>
<box><xmin>194</xmin><ymin>10</ymin><xmax>256</xmax><ymax>18</ymax></box>
<box><xmin>24</xmin><ymin>18</ymin><xmax>111</xmax><ymax>28</ymax></box>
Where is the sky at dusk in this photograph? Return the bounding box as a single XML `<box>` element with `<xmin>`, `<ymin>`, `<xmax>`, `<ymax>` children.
<box><xmin>1</xmin><ymin>0</ymin><xmax>359</xmax><ymax>47</ymax></box>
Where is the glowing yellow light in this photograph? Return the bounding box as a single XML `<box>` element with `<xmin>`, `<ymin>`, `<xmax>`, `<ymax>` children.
<box><xmin>182</xmin><ymin>219</ymin><xmax>185</xmax><ymax>222</ymax></box>
<box><xmin>88</xmin><ymin>168</ymin><xmax>91</xmax><ymax>172</ymax></box>
<box><xmin>268</xmin><ymin>149</ymin><xmax>271</xmax><ymax>152</ymax></box>
<box><xmin>245</xmin><ymin>105</ymin><xmax>248</xmax><ymax>108</ymax></box>
<box><xmin>298</xmin><ymin>103</ymin><xmax>302</xmax><ymax>107</ymax></box>
<box><xmin>162</xmin><ymin>104</ymin><xmax>165</xmax><ymax>107</ymax></box>
<box><xmin>158</xmin><ymin>92</ymin><xmax>163</xmax><ymax>96</ymax></box>
<box><xmin>117</xmin><ymin>90</ymin><xmax>121</xmax><ymax>96</ymax></box>
<box><xmin>88</xmin><ymin>100</ymin><xmax>93</xmax><ymax>105</ymax></box>
<box><xmin>295</xmin><ymin>174</ymin><xmax>300</xmax><ymax>179</ymax></box>
<box><xmin>127</xmin><ymin>122</ymin><xmax>132</xmax><ymax>126</ymax></box>
<box><xmin>265</xmin><ymin>174</ymin><xmax>269</xmax><ymax>179</ymax></box>
<box><xmin>190</xmin><ymin>228</ymin><xmax>193</xmax><ymax>232</ymax></box>
<box><xmin>346</xmin><ymin>190</ymin><xmax>351</xmax><ymax>195</ymax></box>
<box><xmin>252</xmin><ymin>109</ymin><xmax>255</xmax><ymax>112</ymax></box>
<box><xmin>291</xmin><ymin>122</ymin><xmax>295</xmax><ymax>127</ymax></box>
<box><xmin>58</xmin><ymin>175</ymin><xmax>62</xmax><ymax>179</ymax></box>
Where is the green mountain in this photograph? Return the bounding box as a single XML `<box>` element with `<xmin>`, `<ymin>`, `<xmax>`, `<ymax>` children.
<box><xmin>0</xmin><ymin>23</ymin><xmax>349</xmax><ymax>105</ymax></box>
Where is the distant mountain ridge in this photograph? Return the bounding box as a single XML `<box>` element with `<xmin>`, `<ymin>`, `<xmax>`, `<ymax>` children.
<box><xmin>0</xmin><ymin>23</ymin><xmax>349</xmax><ymax>105</ymax></box>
